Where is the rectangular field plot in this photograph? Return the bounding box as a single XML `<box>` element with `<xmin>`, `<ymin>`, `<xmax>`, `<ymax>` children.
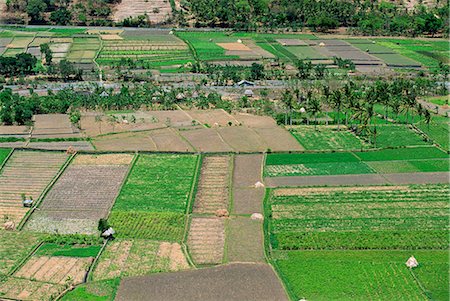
<box><xmin>93</xmin><ymin>239</ymin><xmax>189</xmax><ymax>281</ymax></box>
<box><xmin>97</xmin><ymin>31</ymin><xmax>193</xmax><ymax>71</ymax></box>
<box><xmin>0</xmin><ymin>277</ymin><xmax>65</xmax><ymax>301</ymax></box>
<box><xmin>0</xmin><ymin>151</ymin><xmax>68</xmax><ymax>224</ymax></box>
<box><xmin>110</xmin><ymin>154</ymin><xmax>198</xmax><ymax>241</ymax></box>
<box><xmin>268</xmin><ymin>184</ymin><xmax>449</xmax><ymax>250</ymax></box>
<box><xmin>0</xmin><ymin>148</ymin><xmax>10</xmax><ymax>166</ymax></box>
<box><xmin>32</xmin><ymin>114</ymin><xmax>81</xmax><ymax>138</ymax></box>
<box><xmin>354</xmin><ymin>146</ymin><xmax>448</xmax><ymax>161</ymax></box>
<box><xmin>372</xmin><ymin>125</ymin><xmax>430</xmax><ymax>148</ymax></box>
<box><xmin>25</xmin><ymin>154</ymin><xmax>130</xmax><ymax>234</ymax></box>
<box><xmin>416</xmin><ymin>118</ymin><xmax>449</xmax><ymax>151</ymax></box>
<box><xmin>0</xmin><ymin>230</ymin><xmax>43</xmax><ymax>276</ymax></box>
<box><xmin>275</xmin><ymin>250</ymin><xmax>446</xmax><ymax>301</ymax></box>
<box><xmin>290</xmin><ymin>126</ymin><xmax>368</xmax><ymax>150</ymax></box>
<box><xmin>66</xmin><ymin>37</ymin><xmax>100</xmax><ymax>63</ymax></box>
<box><xmin>265</xmin><ymin>152</ymin><xmax>373</xmax><ymax>177</ymax></box>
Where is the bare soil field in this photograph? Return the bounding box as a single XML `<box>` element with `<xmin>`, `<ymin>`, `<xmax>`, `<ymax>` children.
<box><xmin>193</xmin><ymin>156</ymin><xmax>231</xmax><ymax>214</ymax></box>
<box><xmin>178</xmin><ymin>128</ymin><xmax>233</xmax><ymax>152</ymax></box>
<box><xmin>72</xmin><ymin>153</ymin><xmax>133</xmax><ymax>165</ymax></box>
<box><xmin>187</xmin><ymin>217</ymin><xmax>225</xmax><ymax>265</ymax></box>
<box><xmin>276</xmin><ymin>39</ymin><xmax>309</xmax><ymax>46</ymax></box>
<box><xmin>112</xmin><ymin>0</ymin><xmax>172</xmax><ymax>23</ymax></box>
<box><xmin>26</xmin><ymin>141</ymin><xmax>94</xmax><ymax>151</ymax></box>
<box><xmin>92</xmin><ymin>131</ymin><xmax>158</xmax><ymax>151</ymax></box>
<box><xmin>81</xmin><ymin>112</ymin><xmax>167</xmax><ymax>137</ymax></box>
<box><xmin>0</xmin><ymin>125</ymin><xmax>30</xmax><ymax>136</ymax></box>
<box><xmin>150</xmin><ymin>128</ymin><xmax>194</xmax><ymax>152</ymax></box>
<box><xmin>115</xmin><ymin>263</ymin><xmax>289</xmax><ymax>301</ymax></box>
<box><xmin>184</xmin><ymin>109</ymin><xmax>237</xmax><ymax>127</ymax></box>
<box><xmin>264</xmin><ymin>171</ymin><xmax>450</xmax><ymax>187</ymax></box>
<box><xmin>232</xmin><ymin>154</ymin><xmax>264</xmax><ymax>214</ymax></box>
<box><xmin>93</xmin><ymin>239</ymin><xmax>189</xmax><ymax>281</ymax></box>
<box><xmin>253</xmin><ymin>127</ymin><xmax>304</xmax><ymax>151</ymax></box>
<box><xmin>218</xmin><ymin>127</ymin><xmax>266</xmax><ymax>152</ymax></box>
<box><xmin>232</xmin><ymin>113</ymin><xmax>277</xmax><ymax>128</ymax></box>
<box><xmin>226</xmin><ymin>216</ymin><xmax>264</xmax><ymax>263</ymax></box>
<box><xmin>0</xmin><ymin>151</ymin><xmax>68</xmax><ymax>224</ymax></box>
<box><xmin>32</xmin><ymin>114</ymin><xmax>81</xmax><ymax>138</ymax></box>
<box><xmin>0</xmin><ymin>277</ymin><xmax>64</xmax><ymax>301</ymax></box>
<box><xmin>15</xmin><ymin>256</ymin><xmax>93</xmax><ymax>284</ymax></box>
<box><xmin>217</xmin><ymin>43</ymin><xmax>252</xmax><ymax>51</ymax></box>
<box><xmin>26</xmin><ymin>162</ymin><xmax>129</xmax><ymax>234</ymax></box>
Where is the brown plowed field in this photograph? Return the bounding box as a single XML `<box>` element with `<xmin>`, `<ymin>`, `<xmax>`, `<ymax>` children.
<box><xmin>187</xmin><ymin>217</ymin><xmax>225</xmax><ymax>265</ymax></box>
<box><xmin>115</xmin><ymin>263</ymin><xmax>289</xmax><ymax>301</ymax></box>
<box><xmin>218</xmin><ymin>127</ymin><xmax>266</xmax><ymax>152</ymax></box>
<box><xmin>178</xmin><ymin>128</ymin><xmax>233</xmax><ymax>152</ymax></box>
<box><xmin>0</xmin><ymin>151</ymin><xmax>67</xmax><ymax>224</ymax></box>
<box><xmin>113</xmin><ymin>0</ymin><xmax>172</xmax><ymax>23</ymax></box>
<box><xmin>193</xmin><ymin>156</ymin><xmax>230</xmax><ymax>214</ymax></box>
<box><xmin>184</xmin><ymin>109</ymin><xmax>237</xmax><ymax>127</ymax></box>
<box><xmin>31</xmin><ymin>114</ymin><xmax>81</xmax><ymax>139</ymax></box>
<box><xmin>14</xmin><ymin>256</ymin><xmax>93</xmax><ymax>284</ymax></box>
<box><xmin>25</xmin><ymin>160</ymin><xmax>129</xmax><ymax>234</ymax></box>
<box><xmin>226</xmin><ymin>216</ymin><xmax>265</xmax><ymax>263</ymax></box>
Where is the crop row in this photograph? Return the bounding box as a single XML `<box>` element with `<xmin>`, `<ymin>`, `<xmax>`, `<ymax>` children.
<box><xmin>272</xmin><ymin>230</ymin><xmax>449</xmax><ymax>250</ymax></box>
<box><xmin>108</xmin><ymin>211</ymin><xmax>185</xmax><ymax>241</ymax></box>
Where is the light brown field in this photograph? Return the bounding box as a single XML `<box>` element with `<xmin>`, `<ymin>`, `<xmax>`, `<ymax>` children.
<box><xmin>93</xmin><ymin>239</ymin><xmax>189</xmax><ymax>281</ymax></box>
<box><xmin>184</xmin><ymin>109</ymin><xmax>237</xmax><ymax>127</ymax></box>
<box><xmin>72</xmin><ymin>154</ymin><xmax>134</xmax><ymax>165</ymax></box>
<box><xmin>100</xmin><ymin>34</ymin><xmax>123</xmax><ymax>40</ymax></box>
<box><xmin>32</xmin><ymin>114</ymin><xmax>81</xmax><ymax>138</ymax></box>
<box><xmin>178</xmin><ymin>128</ymin><xmax>232</xmax><ymax>152</ymax></box>
<box><xmin>217</xmin><ymin>43</ymin><xmax>251</xmax><ymax>51</ymax></box>
<box><xmin>112</xmin><ymin>0</ymin><xmax>172</xmax><ymax>23</ymax></box>
<box><xmin>15</xmin><ymin>256</ymin><xmax>93</xmax><ymax>285</ymax></box>
<box><xmin>0</xmin><ymin>277</ymin><xmax>64</xmax><ymax>301</ymax></box>
<box><xmin>194</xmin><ymin>156</ymin><xmax>231</xmax><ymax>214</ymax></box>
<box><xmin>187</xmin><ymin>217</ymin><xmax>225</xmax><ymax>265</ymax></box>
<box><xmin>0</xmin><ymin>151</ymin><xmax>68</xmax><ymax>224</ymax></box>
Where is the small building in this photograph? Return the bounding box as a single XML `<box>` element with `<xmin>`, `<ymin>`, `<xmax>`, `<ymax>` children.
<box><xmin>244</xmin><ymin>89</ymin><xmax>254</xmax><ymax>97</ymax></box>
<box><xmin>237</xmin><ymin>80</ymin><xmax>255</xmax><ymax>87</ymax></box>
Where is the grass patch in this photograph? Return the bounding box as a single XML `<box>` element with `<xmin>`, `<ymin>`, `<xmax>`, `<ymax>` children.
<box><xmin>0</xmin><ymin>149</ymin><xmax>11</xmax><ymax>167</ymax></box>
<box><xmin>113</xmin><ymin>154</ymin><xmax>198</xmax><ymax>213</ymax></box>
<box><xmin>290</xmin><ymin>126</ymin><xmax>368</xmax><ymax>151</ymax></box>
<box><xmin>415</xmin><ymin>118</ymin><xmax>449</xmax><ymax>151</ymax></box>
<box><xmin>35</xmin><ymin>243</ymin><xmax>101</xmax><ymax>258</ymax></box>
<box><xmin>108</xmin><ymin>211</ymin><xmax>185</xmax><ymax>241</ymax></box>
<box><xmin>369</xmin><ymin>125</ymin><xmax>429</xmax><ymax>148</ymax></box>
<box><xmin>354</xmin><ymin>147</ymin><xmax>448</xmax><ymax>161</ymax></box>
<box><xmin>60</xmin><ymin>278</ymin><xmax>120</xmax><ymax>301</ymax></box>
<box><xmin>0</xmin><ymin>230</ymin><xmax>43</xmax><ymax>275</ymax></box>
<box><xmin>367</xmin><ymin>159</ymin><xmax>449</xmax><ymax>173</ymax></box>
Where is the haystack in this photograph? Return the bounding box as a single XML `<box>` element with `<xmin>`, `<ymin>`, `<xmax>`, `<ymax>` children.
<box><xmin>215</xmin><ymin>209</ymin><xmax>229</xmax><ymax>217</ymax></box>
<box><xmin>319</xmin><ymin>42</ymin><xmax>325</xmax><ymax>47</ymax></box>
<box><xmin>406</xmin><ymin>256</ymin><xmax>419</xmax><ymax>268</ymax></box>
<box><xmin>3</xmin><ymin>221</ymin><xmax>15</xmax><ymax>231</ymax></box>
<box><xmin>251</xmin><ymin>213</ymin><xmax>263</xmax><ymax>220</ymax></box>
<box><xmin>254</xmin><ymin>181</ymin><xmax>265</xmax><ymax>188</ymax></box>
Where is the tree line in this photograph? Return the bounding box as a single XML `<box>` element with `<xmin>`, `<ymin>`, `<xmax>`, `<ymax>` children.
<box><xmin>182</xmin><ymin>0</ymin><xmax>448</xmax><ymax>36</ymax></box>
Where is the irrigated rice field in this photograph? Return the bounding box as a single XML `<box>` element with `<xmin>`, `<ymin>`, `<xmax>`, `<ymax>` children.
<box><xmin>110</xmin><ymin>154</ymin><xmax>198</xmax><ymax>241</ymax></box>
<box><xmin>267</xmin><ymin>184</ymin><xmax>449</xmax><ymax>300</ymax></box>
<box><xmin>264</xmin><ymin>147</ymin><xmax>449</xmax><ymax>177</ymax></box>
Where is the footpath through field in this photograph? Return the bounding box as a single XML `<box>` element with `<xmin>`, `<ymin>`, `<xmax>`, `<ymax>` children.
<box><xmin>265</xmin><ymin>171</ymin><xmax>450</xmax><ymax>187</ymax></box>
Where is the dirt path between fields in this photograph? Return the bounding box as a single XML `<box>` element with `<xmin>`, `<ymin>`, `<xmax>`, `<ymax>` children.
<box><xmin>265</xmin><ymin>172</ymin><xmax>449</xmax><ymax>187</ymax></box>
<box><xmin>115</xmin><ymin>263</ymin><xmax>288</xmax><ymax>301</ymax></box>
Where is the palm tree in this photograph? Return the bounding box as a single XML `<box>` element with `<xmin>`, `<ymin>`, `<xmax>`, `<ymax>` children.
<box><xmin>331</xmin><ymin>89</ymin><xmax>343</xmax><ymax>130</ymax></box>
<box><xmin>95</xmin><ymin>115</ymin><xmax>103</xmax><ymax>134</ymax></box>
<box><xmin>281</xmin><ymin>90</ymin><xmax>294</xmax><ymax>126</ymax></box>
<box><xmin>308</xmin><ymin>96</ymin><xmax>322</xmax><ymax>130</ymax></box>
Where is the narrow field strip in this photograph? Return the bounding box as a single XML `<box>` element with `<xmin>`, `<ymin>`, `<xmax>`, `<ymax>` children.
<box><xmin>187</xmin><ymin>217</ymin><xmax>225</xmax><ymax>265</ymax></box>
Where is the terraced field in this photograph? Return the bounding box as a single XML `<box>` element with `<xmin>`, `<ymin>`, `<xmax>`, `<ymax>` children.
<box><xmin>0</xmin><ymin>150</ymin><xmax>68</xmax><ymax>224</ymax></box>
<box><xmin>193</xmin><ymin>156</ymin><xmax>230</xmax><ymax>214</ymax></box>
<box><xmin>25</xmin><ymin>154</ymin><xmax>131</xmax><ymax>234</ymax></box>
<box><xmin>97</xmin><ymin>30</ymin><xmax>194</xmax><ymax>72</ymax></box>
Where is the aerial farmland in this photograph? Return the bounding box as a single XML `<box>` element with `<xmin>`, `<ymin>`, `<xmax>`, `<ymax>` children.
<box><xmin>0</xmin><ymin>0</ymin><xmax>449</xmax><ymax>299</ymax></box>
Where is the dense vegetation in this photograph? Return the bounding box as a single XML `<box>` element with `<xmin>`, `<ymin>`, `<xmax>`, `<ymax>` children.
<box><xmin>110</xmin><ymin>154</ymin><xmax>198</xmax><ymax>241</ymax></box>
<box><xmin>183</xmin><ymin>0</ymin><xmax>448</xmax><ymax>36</ymax></box>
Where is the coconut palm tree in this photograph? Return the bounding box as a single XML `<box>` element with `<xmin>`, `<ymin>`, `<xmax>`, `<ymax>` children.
<box><xmin>331</xmin><ymin>89</ymin><xmax>343</xmax><ymax>130</ymax></box>
<box><xmin>308</xmin><ymin>96</ymin><xmax>322</xmax><ymax>130</ymax></box>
